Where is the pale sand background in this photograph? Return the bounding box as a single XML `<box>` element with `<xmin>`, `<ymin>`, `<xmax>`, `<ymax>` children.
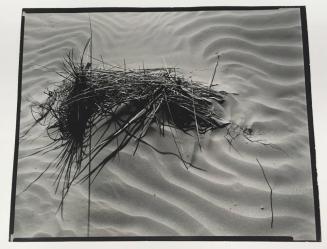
<box><xmin>1</xmin><ymin>1</ymin><xmax>327</xmax><ymax>249</ymax></box>
<box><xmin>13</xmin><ymin>8</ymin><xmax>316</xmax><ymax>240</ymax></box>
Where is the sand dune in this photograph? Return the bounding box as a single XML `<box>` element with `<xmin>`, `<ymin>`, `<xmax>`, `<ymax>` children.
<box><xmin>14</xmin><ymin>8</ymin><xmax>316</xmax><ymax>240</ymax></box>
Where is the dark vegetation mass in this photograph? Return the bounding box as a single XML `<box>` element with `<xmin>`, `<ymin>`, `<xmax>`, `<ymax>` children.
<box><xmin>21</xmin><ymin>37</ymin><xmax>230</xmax><ymax>211</ymax></box>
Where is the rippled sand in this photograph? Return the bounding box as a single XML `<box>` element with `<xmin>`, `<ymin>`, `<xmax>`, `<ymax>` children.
<box><xmin>14</xmin><ymin>8</ymin><xmax>317</xmax><ymax>240</ymax></box>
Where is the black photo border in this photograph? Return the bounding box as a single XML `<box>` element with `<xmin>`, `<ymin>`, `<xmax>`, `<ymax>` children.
<box><xmin>9</xmin><ymin>5</ymin><xmax>320</xmax><ymax>242</ymax></box>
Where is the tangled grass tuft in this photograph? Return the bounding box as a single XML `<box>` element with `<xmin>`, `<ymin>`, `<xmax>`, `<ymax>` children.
<box><xmin>22</xmin><ymin>40</ymin><xmax>230</xmax><ymax>213</ymax></box>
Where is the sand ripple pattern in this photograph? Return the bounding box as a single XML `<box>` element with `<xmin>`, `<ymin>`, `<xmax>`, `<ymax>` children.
<box><xmin>15</xmin><ymin>9</ymin><xmax>316</xmax><ymax>240</ymax></box>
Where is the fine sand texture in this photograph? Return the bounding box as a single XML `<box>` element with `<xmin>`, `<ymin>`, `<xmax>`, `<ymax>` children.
<box><xmin>13</xmin><ymin>8</ymin><xmax>317</xmax><ymax>240</ymax></box>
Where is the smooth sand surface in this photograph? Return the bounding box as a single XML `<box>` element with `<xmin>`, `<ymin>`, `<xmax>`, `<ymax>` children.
<box><xmin>14</xmin><ymin>9</ymin><xmax>316</xmax><ymax>240</ymax></box>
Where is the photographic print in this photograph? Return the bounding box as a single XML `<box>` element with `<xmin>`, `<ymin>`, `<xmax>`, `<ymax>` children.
<box><xmin>9</xmin><ymin>6</ymin><xmax>320</xmax><ymax>241</ymax></box>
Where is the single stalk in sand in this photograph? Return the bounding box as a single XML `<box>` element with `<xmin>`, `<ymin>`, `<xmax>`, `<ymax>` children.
<box><xmin>256</xmin><ymin>158</ymin><xmax>274</xmax><ymax>229</ymax></box>
<box><xmin>209</xmin><ymin>54</ymin><xmax>220</xmax><ymax>88</ymax></box>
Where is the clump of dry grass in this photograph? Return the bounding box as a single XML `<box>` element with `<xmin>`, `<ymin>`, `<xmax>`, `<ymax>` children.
<box><xmin>22</xmin><ymin>37</ymin><xmax>230</xmax><ymax>215</ymax></box>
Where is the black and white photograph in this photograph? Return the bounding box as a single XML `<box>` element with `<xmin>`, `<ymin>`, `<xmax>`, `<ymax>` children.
<box><xmin>8</xmin><ymin>6</ymin><xmax>320</xmax><ymax>242</ymax></box>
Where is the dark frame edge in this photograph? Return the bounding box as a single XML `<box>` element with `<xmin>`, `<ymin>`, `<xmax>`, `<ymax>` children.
<box><xmin>13</xmin><ymin>236</ymin><xmax>294</xmax><ymax>242</ymax></box>
<box><xmin>9</xmin><ymin>11</ymin><xmax>25</xmax><ymax>242</ymax></box>
<box><xmin>21</xmin><ymin>6</ymin><xmax>303</xmax><ymax>13</ymax></box>
<box><xmin>300</xmin><ymin>6</ymin><xmax>321</xmax><ymax>242</ymax></box>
